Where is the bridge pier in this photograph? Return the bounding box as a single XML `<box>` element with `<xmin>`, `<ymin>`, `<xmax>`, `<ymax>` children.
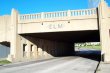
<box><xmin>98</xmin><ymin>1</ymin><xmax>110</xmax><ymax>62</ymax></box>
<box><xmin>7</xmin><ymin>9</ymin><xmax>23</xmax><ymax>62</ymax></box>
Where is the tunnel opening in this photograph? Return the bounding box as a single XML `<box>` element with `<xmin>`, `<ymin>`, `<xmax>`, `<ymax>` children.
<box><xmin>0</xmin><ymin>42</ymin><xmax>10</xmax><ymax>60</ymax></box>
<box><xmin>75</xmin><ymin>42</ymin><xmax>101</xmax><ymax>61</ymax></box>
<box><xmin>20</xmin><ymin>30</ymin><xmax>101</xmax><ymax>61</ymax></box>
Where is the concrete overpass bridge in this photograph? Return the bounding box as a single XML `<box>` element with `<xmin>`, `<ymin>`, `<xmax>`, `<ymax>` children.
<box><xmin>0</xmin><ymin>0</ymin><xmax>110</xmax><ymax>62</ymax></box>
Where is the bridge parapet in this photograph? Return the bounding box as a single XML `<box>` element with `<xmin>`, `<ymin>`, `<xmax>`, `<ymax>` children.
<box><xmin>18</xmin><ymin>8</ymin><xmax>97</xmax><ymax>23</ymax></box>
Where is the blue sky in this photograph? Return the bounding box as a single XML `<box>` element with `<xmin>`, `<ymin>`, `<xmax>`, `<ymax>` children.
<box><xmin>0</xmin><ymin>0</ymin><xmax>110</xmax><ymax>15</ymax></box>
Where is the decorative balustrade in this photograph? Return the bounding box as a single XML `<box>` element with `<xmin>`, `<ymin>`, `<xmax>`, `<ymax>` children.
<box><xmin>44</xmin><ymin>11</ymin><xmax>68</xmax><ymax>18</ymax></box>
<box><xmin>70</xmin><ymin>8</ymin><xmax>96</xmax><ymax>16</ymax></box>
<box><xmin>19</xmin><ymin>8</ymin><xmax>96</xmax><ymax>21</ymax></box>
<box><xmin>19</xmin><ymin>13</ymin><xmax>41</xmax><ymax>20</ymax></box>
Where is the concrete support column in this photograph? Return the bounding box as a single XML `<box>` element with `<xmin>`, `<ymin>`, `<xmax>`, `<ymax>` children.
<box><xmin>38</xmin><ymin>47</ymin><xmax>43</xmax><ymax>58</ymax></box>
<box><xmin>26</xmin><ymin>41</ymin><xmax>31</xmax><ymax>59</ymax></box>
<box><xmin>98</xmin><ymin>1</ymin><xmax>110</xmax><ymax>62</ymax></box>
<box><xmin>20</xmin><ymin>38</ymin><xmax>23</xmax><ymax>60</ymax></box>
<box><xmin>43</xmin><ymin>50</ymin><xmax>48</xmax><ymax>58</ymax></box>
<box><xmin>7</xmin><ymin>9</ymin><xmax>22</xmax><ymax>62</ymax></box>
<box><xmin>32</xmin><ymin>45</ymin><xmax>37</xmax><ymax>59</ymax></box>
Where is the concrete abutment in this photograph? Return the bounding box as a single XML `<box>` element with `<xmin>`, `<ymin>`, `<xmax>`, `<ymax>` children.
<box><xmin>98</xmin><ymin>0</ymin><xmax>110</xmax><ymax>62</ymax></box>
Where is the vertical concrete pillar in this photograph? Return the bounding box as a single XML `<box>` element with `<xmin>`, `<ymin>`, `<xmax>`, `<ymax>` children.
<box><xmin>98</xmin><ymin>1</ymin><xmax>110</xmax><ymax>62</ymax></box>
<box><xmin>26</xmin><ymin>41</ymin><xmax>31</xmax><ymax>59</ymax></box>
<box><xmin>20</xmin><ymin>38</ymin><xmax>23</xmax><ymax>60</ymax></box>
<box><xmin>38</xmin><ymin>47</ymin><xmax>43</xmax><ymax>58</ymax></box>
<box><xmin>32</xmin><ymin>45</ymin><xmax>37</xmax><ymax>59</ymax></box>
<box><xmin>7</xmin><ymin>9</ymin><xmax>22</xmax><ymax>62</ymax></box>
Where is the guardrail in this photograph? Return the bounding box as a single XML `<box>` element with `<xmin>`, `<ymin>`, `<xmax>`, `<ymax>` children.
<box><xmin>19</xmin><ymin>8</ymin><xmax>96</xmax><ymax>20</ymax></box>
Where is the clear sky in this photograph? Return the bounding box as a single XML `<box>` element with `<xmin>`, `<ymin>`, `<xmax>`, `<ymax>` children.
<box><xmin>0</xmin><ymin>0</ymin><xmax>110</xmax><ymax>15</ymax></box>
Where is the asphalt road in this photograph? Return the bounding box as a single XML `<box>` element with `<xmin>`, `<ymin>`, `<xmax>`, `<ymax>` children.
<box><xmin>0</xmin><ymin>50</ymin><xmax>100</xmax><ymax>73</ymax></box>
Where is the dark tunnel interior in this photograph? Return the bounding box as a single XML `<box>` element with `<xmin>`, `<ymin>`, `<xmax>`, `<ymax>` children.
<box><xmin>20</xmin><ymin>30</ymin><xmax>101</xmax><ymax>61</ymax></box>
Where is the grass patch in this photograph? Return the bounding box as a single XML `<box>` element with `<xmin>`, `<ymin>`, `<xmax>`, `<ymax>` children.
<box><xmin>77</xmin><ymin>45</ymin><xmax>101</xmax><ymax>50</ymax></box>
<box><xmin>0</xmin><ymin>60</ymin><xmax>11</xmax><ymax>65</ymax></box>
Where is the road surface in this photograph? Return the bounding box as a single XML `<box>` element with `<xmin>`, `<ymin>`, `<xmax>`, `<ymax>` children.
<box><xmin>0</xmin><ymin>50</ymin><xmax>100</xmax><ymax>73</ymax></box>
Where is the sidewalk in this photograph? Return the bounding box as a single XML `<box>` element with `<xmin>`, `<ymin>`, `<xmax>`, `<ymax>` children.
<box><xmin>96</xmin><ymin>62</ymin><xmax>110</xmax><ymax>73</ymax></box>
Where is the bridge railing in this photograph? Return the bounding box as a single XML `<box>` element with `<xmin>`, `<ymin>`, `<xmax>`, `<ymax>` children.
<box><xmin>44</xmin><ymin>11</ymin><xmax>68</xmax><ymax>18</ymax></box>
<box><xmin>19</xmin><ymin>8</ymin><xmax>96</xmax><ymax>21</ymax></box>
<box><xmin>70</xmin><ymin>8</ymin><xmax>96</xmax><ymax>16</ymax></box>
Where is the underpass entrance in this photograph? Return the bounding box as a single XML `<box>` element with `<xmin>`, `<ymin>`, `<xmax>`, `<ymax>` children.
<box><xmin>20</xmin><ymin>30</ymin><xmax>101</xmax><ymax>61</ymax></box>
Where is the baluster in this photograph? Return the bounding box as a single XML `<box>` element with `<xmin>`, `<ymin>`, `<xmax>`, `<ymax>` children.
<box><xmin>87</xmin><ymin>10</ymin><xmax>89</xmax><ymax>15</ymax></box>
<box><xmin>89</xmin><ymin>10</ymin><xmax>92</xmax><ymax>15</ymax></box>
<box><xmin>38</xmin><ymin>14</ymin><xmax>40</xmax><ymax>19</ymax></box>
<box><xmin>34</xmin><ymin>14</ymin><xmax>36</xmax><ymax>19</ymax></box>
<box><xmin>30</xmin><ymin>15</ymin><xmax>31</xmax><ymax>19</ymax></box>
<box><xmin>77</xmin><ymin>11</ymin><xmax>78</xmax><ymax>16</ymax></box>
<box><xmin>64</xmin><ymin>12</ymin><xmax>66</xmax><ymax>16</ymax></box>
<box><xmin>59</xmin><ymin>12</ymin><xmax>61</xmax><ymax>17</ymax></box>
<box><xmin>77</xmin><ymin>11</ymin><xmax>79</xmax><ymax>16</ymax></box>
<box><xmin>52</xmin><ymin>13</ymin><xmax>54</xmax><ymax>18</ymax></box>
<box><xmin>23</xmin><ymin>16</ymin><xmax>25</xmax><ymax>20</ymax></box>
<box><xmin>46</xmin><ymin>13</ymin><xmax>48</xmax><ymax>18</ymax></box>
<box><xmin>55</xmin><ymin>13</ymin><xmax>56</xmax><ymax>17</ymax></box>
<box><xmin>74</xmin><ymin>11</ymin><xmax>76</xmax><ymax>16</ymax></box>
<box><xmin>62</xmin><ymin>12</ymin><xmax>64</xmax><ymax>17</ymax></box>
<box><xmin>32</xmin><ymin>15</ymin><xmax>34</xmax><ymax>19</ymax></box>
<box><xmin>36</xmin><ymin>14</ymin><xmax>38</xmax><ymax>19</ymax></box>
<box><xmin>70</xmin><ymin>11</ymin><xmax>73</xmax><ymax>16</ymax></box>
<box><xmin>86</xmin><ymin>10</ymin><xmax>88</xmax><ymax>15</ymax></box>
<box><xmin>56</xmin><ymin>13</ymin><xmax>58</xmax><ymax>17</ymax></box>
<box><xmin>46</xmin><ymin>14</ymin><xmax>48</xmax><ymax>18</ymax></box>
<box><xmin>94</xmin><ymin>9</ymin><xmax>96</xmax><ymax>14</ymax></box>
<box><xmin>22</xmin><ymin>16</ymin><xmax>24</xmax><ymax>20</ymax></box>
<box><xmin>60</xmin><ymin>12</ymin><xmax>62</xmax><ymax>17</ymax></box>
<box><xmin>25</xmin><ymin>15</ymin><xmax>27</xmax><ymax>20</ymax></box>
<box><xmin>48</xmin><ymin>13</ymin><xmax>50</xmax><ymax>18</ymax></box>
<box><xmin>28</xmin><ymin>15</ymin><xmax>29</xmax><ymax>19</ymax></box>
<box><xmin>43</xmin><ymin>14</ymin><xmax>44</xmax><ymax>18</ymax></box>
<box><xmin>80</xmin><ymin>11</ymin><xmax>82</xmax><ymax>16</ymax></box>
<box><xmin>79</xmin><ymin>11</ymin><xmax>81</xmax><ymax>15</ymax></box>
<box><xmin>75</xmin><ymin>11</ymin><xmax>77</xmax><ymax>16</ymax></box>
<box><xmin>24</xmin><ymin>15</ymin><xmax>26</xmax><ymax>20</ymax></box>
<box><xmin>58</xmin><ymin>12</ymin><xmax>60</xmax><ymax>17</ymax></box>
<box><xmin>40</xmin><ymin>14</ymin><xmax>42</xmax><ymax>18</ymax></box>
<box><xmin>90</xmin><ymin>10</ymin><xmax>92</xmax><ymax>15</ymax></box>
<box><xmin>85</xmin><ymin>10</ymin><xmax>87</xmax><ymax>15</ymax></box>
<box><xmin>66</xmin><ymin>11</ymin><xmax>68</xmax><ymax>16</ymax></box>
<box><xmin>61</xmin><ymin>12</ymin><xmax>63</xmax><ymax>17</ymax></box>
<box><xmin>50</xmin><ymin>13</ymin><xmax>52</xmax><ymax>18</ymax></box>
